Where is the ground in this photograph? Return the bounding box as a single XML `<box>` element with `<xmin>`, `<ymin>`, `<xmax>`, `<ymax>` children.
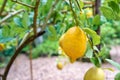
<box><xmin>0</xmin><ymin>46</ymin><xmax>120</xmax><ymax>80</ymax></box>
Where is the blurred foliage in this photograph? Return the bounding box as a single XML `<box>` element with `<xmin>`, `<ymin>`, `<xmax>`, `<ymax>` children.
<box><xmin>32</xmin><ymin>40</ymin><xmax>58</xmax><ymax>59</ymax></box>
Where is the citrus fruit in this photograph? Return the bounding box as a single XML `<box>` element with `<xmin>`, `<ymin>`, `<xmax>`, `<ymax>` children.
<box><xmin>59</xmin><ymin>26</ymin><xmax>87</xmax><ymax>63</ymax></box>
<box><xmin>86</xmin><ymin>11</ymin><xmax>93</xmax><ymax>18</ymax></box>
<box><xmin>56</xmin><ymin>62</ymin><xmax>63</xmax><ymax>70</ymax></box>
<box><xmin>0</xmin><ymin>43</ymin><xmax>5</xmax><ymax>51</ymax></box>
<box><xmin>115</xmin><ymin>72</ymin><xmax>120</xmax><ymax>80</ymax></box>
<box><xmin>84</xmin><ymin>66</ymin><xmax>105</xmax><ymax>80</ymax></box>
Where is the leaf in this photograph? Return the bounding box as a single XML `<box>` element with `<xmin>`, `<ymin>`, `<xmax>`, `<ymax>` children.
<box><xmin>93</xmin><ymin>15</ymin><xmax>100</xmax><ymax>26</ymax></box>
<box><xmin>100</xmin><ymin>6</ymin><xmax>115</xmax><ymax>20</ymax></box>
<box><xmin>14</xmin><ymin>17</ymin><xmax>23</xmax><ymax>27</ymax></box>
<box><xmin>103</xmin><ymin>67</ymin><xmax>114</xmax><ymax>72</ymax></box>
<box><xmin>0</xmin><ymin>37</ymin><xmax>13</xmax><ymax>43</ymax></box>
<box><xmin>98</xmin><ymin>45</ymin><xmax>106</xmax><ymax>56</ymax></box>
<box><xmin>80</xmin><ymin>13</ymin><xmax>86</xmax><ymax>21</ymax></box>
<box><xmin>85</xmin><ymin>49</ymin><xmax>93</xmax><ymax>58</ymax></box>
<box><xmin>22</xmin><ymin>12</ymin><xmax>29</xmax><ymax>28</ymax></box>
<box><xmin>84</xmin><ymin>28</ymin><xmax>100</xmax><ymax>45</ymax></box>
<box><xmin>105</xmin><ymin>59</ymin><xmax>120</xmax><ymax>70</ymax></box>
<box><xmin>79</xmin><ymin>0</ymin><xmax>84</xmax><ymax>9</ymax></box>
<box><xmin>48</xmin><ymin>25</ymin><xmax>57</xmax><ymax>41</ymax></box>
<box><xmin>90</xmin><ymin>57</ymin><xmax>102</xmax><ymax>67</ymax></box>
<box><xmin>85</xmin><ymin>42</ymin><xmax>93</xmax><ymax>58</ymax></box>
<box><xmin>115</xmin><ymin>72</ymin><xmax>120</xmax><ymax>80</ymax></box>
<box><xmin>108</xmin><ymin>1</ymin><xmax>120</xmax><ymax>13</ymax></box>
<box><xmin>2</xmin><ymin>26</ymin><xmax>10</xmax><ymax>37</ymax></box>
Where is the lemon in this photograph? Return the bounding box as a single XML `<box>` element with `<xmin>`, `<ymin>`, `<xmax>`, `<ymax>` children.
<box><xmin>0</xmin><ymin>43</ymin><xmax>5</xmax><ymax>51</ymax></box>
<box><xmin>86</xmin><ymin>11</ymin><xmax>93</xmax><ymax>18</ymax></box>
<box><xmin>56</xmin><ymin>62</ymin><xmax>63</xmax><ymax>70</ymax></box>
<box><xmin>84</xmin><ymin>66</ymin><xmax>105</xmax><ymax>80</ymax></box>
<box><xmin>59</xmin><ymin>26</ymin><xmax>87</xmax><ymax>63</ymax></box>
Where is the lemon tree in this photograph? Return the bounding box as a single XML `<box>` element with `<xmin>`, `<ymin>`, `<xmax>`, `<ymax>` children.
<box><xmin>0</xmin><ymin>0</ymin><xmax>120</xmax><ymax>80</ymax></box>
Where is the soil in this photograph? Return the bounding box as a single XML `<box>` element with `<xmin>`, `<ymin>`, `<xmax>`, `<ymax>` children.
<box><xmin>0</xmin><ymin>46</ymin><xmax>120</xmax><ymax>80</ymax></box>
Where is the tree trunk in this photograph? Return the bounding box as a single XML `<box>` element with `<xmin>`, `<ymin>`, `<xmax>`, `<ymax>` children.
<box><xmin>94</xmin><ymin>0</ymin><xmax>101</xmax><ymax>50</ymax></box>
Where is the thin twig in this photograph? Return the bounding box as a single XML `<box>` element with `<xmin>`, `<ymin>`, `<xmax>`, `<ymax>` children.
<box><xmin>0</xmin><ymin>0</ymin><xmax>8</xmax><ymax>16</ymax></box>
<box><xmin>42</xmin><ymin>0</ymin><xmax>59</xmax><ymax>30</ymax></box>
<box><xmin>11</xmin><ymin>0</ymin><xmax>34</xmax><ymax>8</ymax></box>
<box><xmin>0</xmin><ymin>9</ymin><xmax>24</xmax><ymax>24</ymax></box>
<box><xmin>83</xmin><ymin>5</ymin><xmax>94</xmax><ymax>9</ymax></box>
<box><xmin>29</xmin><ymin>43</ymin><xmax>33</xmax><ymax>80</ymax></box>
<box><xmin>3</xmin><ymin>30</ymin><xmax>45</xmax><ymax>80</ymax></box>
<box><xmin>33</xmin><ymin>0</ymin><xmax>40</xmax><ymax>35</ymax></box>
<box><xmin>83</xmin><ymin>1</ymin><xmax>95</xmax><ymax>5</ymax></box>
<box><xmin>69</xmin><ymin>0</ymin><xmax>79</xmax><ymax>26</ymax></box>
<box><xmin>75</xmin><ymin>0</ymin><xmax>82</xmax><ymax>11</ymax></box>
<box><xmin>0</xmin><ymin>74</ymin><xmax>3</xmax><ymax>77</ymax></box>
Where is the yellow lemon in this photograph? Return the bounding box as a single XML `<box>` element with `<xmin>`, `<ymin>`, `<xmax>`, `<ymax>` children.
<box><xmin>59</xmin><ymin>26</ymin><xmax>87</xmax><ymax>63</ymax></box>
<box><xmin>86</xmin><ymin>11</ymin><xmax>93</xmax><ymax>18</ymax></box>
<box><xmin>56</xmin><ymin>62</ymin><xmax>63</xmax><ymax>70</ymax></box>
<box><xmin>84</xmin><ymin>66</ymin><xmax>105</xmax><ymax>80</ymax></box>
<box><xmin>0</xmin><ymin>43</ymin><xmax>5</xmax><ymax>51</ymax></box>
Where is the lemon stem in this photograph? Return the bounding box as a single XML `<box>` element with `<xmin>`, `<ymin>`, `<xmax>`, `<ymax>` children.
<box><xmin>87</xmin><ymin>35</ymin><xmax>102</xmax><ymax>67</ymax></box>
<box><xmin>69</xmin><ymin>0</ymin><xmax>79</xmax><ymax>26</ymax></box>
<box><xmin>75</xmin><ymin>0</ymin><xmax>82</xmax><ymax>11</ymax></box>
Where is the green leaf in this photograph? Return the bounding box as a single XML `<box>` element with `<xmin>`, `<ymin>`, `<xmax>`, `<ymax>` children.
<box><xmin>0</xmin><ymin>37</ymin><xmax>13</xmax><ymax>43</ymax></box>
<box><xmin>2</xmin><ymin>26</ymin><xmax>10</xmax><ymax>37</ymax></box>
<box><xmin>14</xmin><ymin>18</ymin><xmax>23</xmax><ymax>27</ymax></box>
<box><xmin>84</xmin><ymin>28</ymin><xmax>100</xmax><ymax>45</ymax></box>
<box><xmin>100</xmin><ymin>6</ymin><xmax>115</xmax><ymax>19</ymax></box>
<box><xmin>117</xmin><ymin>0</ymin><xmax>120</xmax><ymax>3</ymax></box>
<box><xmin>85</xmin><ymin>42</ymin><xmax>93</xmax><ymax>58</ymax></box>
<box><xmin>108</xmin><ymin>1</ymin><xmax>120</xmax><ymax>13</ymax></box>
<box><xmin>80</xmin><ymin>12</ymin><xmax>86</xmax><ymax>21</ymax></box>
<box><xmin>90</xmin><ymin>57</ymin><xmax>101</xmax><ymax>67</ymax></box>
<box><xmin>85</xmin><ymin>49</ymin><xmax>93</xmax><ymax>58</ymax></box>
<box><xmin>98</xmin><ymin>46</ymin><xmax>106</xmax><ymax>56</ymax></box>
<box><xmin>105</xmin><ymin>59</ymin><xmax>120</xmax><ymax>70</ymax></box>
<box><xmin>22</xmin><ymin>12</ymin><xmax>29</xmax><ymax>28</ymax></box>
<box><xmin>48</xmin><ymin>25</ymin><xmax>57</xmax><ymax>41</ymax></box>
<box><xmin>93</xmin><ymin>15</ymin><xmax>100</xmax><ymax>26</ymax></box>
<box><xmin>79</xmin><ymin>0</ymin><xmax>84</xmax><ymax>9</ymax></box>
<box><xmin>115</xmin><ymin>72</ymin><xmax>120</xmax><ymax>80</ymax></box>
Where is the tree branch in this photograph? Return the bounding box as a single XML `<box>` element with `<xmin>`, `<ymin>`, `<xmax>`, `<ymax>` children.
<box><xmin>75</xmin><ymin>0</ymin><xmax>82</xmax><ymax>11</ymax></box>
<box><xmin>69</xmin><ymin>0</ymin><xmax>79</xmax><ymax>26</ymax></box>
<box><xmin>3</xmin><ymin>30</ymin><xmax>45</xmax><ymax>80</ymax></box>
<box><xmin>29</xmin><ymin>43</ymin><xmax>33</xmax><ymax>80</ymax></box>
<box><xmin>0</xmin><ymin>74</ymin><xmax>3</xmax><ymax>77</ymax></box>
<box><xmin>0</xmin><ymin>0</ymin><xmax>8</xmax><ymax>16</ymax></box>
<box><xmin>42</xmin><ymin>0</ymin><xmax>59</xmax><ymax>30</ymax></box>
<box><xmin>33</xmin><ymin>0</ymin><xmax>40</xmax><ymax>35</ymax></box>
<box><xmin>95</xmin><ymin>0</ymin><xmax>101</xmax><ymax>50</ymax></box>
<box><xmin>83</xmin><ymin>5</ymin><xmax>94</xmax><ymax>9</ymax></box>
<box><xmin>83</xmin><ymin>1</ymin><xmax>95</xmax><ymax>5</ymax></box>
<box><xmin>11</xmin><ymin>0</ymin><xmax>34</xmax><ymax>8</ymax></box>
<box><xmin>0</xmin><ymin>9</ymin><xmax>24</xmax><ymax>24</ymax></box>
